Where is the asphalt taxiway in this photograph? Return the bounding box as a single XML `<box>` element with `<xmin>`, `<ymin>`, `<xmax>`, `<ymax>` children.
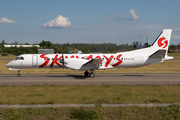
<box><xmin>0</xmin><ymin>73</ymin><xmax>179</xmax><ymax>85</ymax></box>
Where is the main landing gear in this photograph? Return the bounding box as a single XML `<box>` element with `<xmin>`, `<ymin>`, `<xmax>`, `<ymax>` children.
<box><xmin>84</xmin><ymin>70</ymin><xmax>95</xmax><ymax>78</ymax></box>
<box><xmin>17</xmin><ymin>70</ymin><xmax>21</xmax><ymax>77</ymax></box>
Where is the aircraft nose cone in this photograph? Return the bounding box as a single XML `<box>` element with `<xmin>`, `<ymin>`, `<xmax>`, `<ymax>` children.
<box><xmin>6</xmin><ymin>62</ymin><xmax>12</xmax><ymax>68</ymax></box>
<box><xmin>6</xmin><ymin>63</ymin><xmax>10</xmax><ymax>68</ymax></box>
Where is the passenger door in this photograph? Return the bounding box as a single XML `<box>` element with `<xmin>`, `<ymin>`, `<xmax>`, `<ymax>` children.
<box><xmin>32</xmin><ymin>55</ymin><xmax>38</xmax><ymax>66</ymax></box>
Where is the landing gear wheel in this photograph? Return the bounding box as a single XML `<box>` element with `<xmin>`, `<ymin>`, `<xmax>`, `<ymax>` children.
<box><xmin>17</xmin><ymin>74</ymin><xmax>21</xmax><ymax>77</ymax></box>
<box><xmin>17</xmin><ymin>70</ymin><xmax>21</xmax><ymax>77</ymax></box>
<box><xmin>84</xmin><ymin>70</ymin><xmax>89</xmax><ymax>77</ymax></box>
<box><xmin>89</xmin><ymin>72</ymin><xmax>95</xmax><ymax>78</ymax></box>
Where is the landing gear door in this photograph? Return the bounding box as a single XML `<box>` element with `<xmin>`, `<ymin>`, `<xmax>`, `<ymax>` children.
<box><xmin>32</xmin><ymin>55</ymin><xmax>38</xmax><ymax>66</ymax></box>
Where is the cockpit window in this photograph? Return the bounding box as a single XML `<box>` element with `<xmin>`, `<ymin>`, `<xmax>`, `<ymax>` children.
<box><xmin>15</xmin><ymin>57</ymin><xmax>24</xmax><ymax>60</ymax></box>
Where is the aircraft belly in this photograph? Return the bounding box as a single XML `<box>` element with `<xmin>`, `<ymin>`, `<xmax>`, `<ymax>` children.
<box><xmin>98</xmin><ymin>66</ymin><xmax>113</xmax><ymax>70</ymax></box>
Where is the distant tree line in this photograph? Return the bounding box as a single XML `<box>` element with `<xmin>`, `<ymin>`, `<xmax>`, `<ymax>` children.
<box><xmin>168</xmin><ymin>44</ymin><xmax>180</xmax><ymax>53</ymax></box>
<box><xmin>0</xmin><ymin>40</ymin><xmax>180</xmax><ymax>56</ymax></box>
<box><xmin>0</xmin><ymin>40</ymin><xmax>39</xmax><ymax>56</ymax></box>
<box><xmin>53</xmin><ymin>42</ymin><xmax>133</xmax><ymax>53</ymax></box>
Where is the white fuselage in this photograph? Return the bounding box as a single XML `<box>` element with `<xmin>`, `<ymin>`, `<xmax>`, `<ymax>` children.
<box><xmin>6</xmin><ymin>49</ymin><xmax>163</xmax><ymax>71</ymax></box>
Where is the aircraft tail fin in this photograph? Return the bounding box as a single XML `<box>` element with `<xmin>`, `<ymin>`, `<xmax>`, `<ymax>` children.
<box><xmin>149</xmin><ymin>29</ymin><xmax>172</xmax><ymax>56</ymax></box>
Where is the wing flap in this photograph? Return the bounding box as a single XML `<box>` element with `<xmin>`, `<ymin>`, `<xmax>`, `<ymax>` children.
<box><xmin>82</xmin><ymin>58</ymin><xmax>101</xmax><ymax>69</ymax></box>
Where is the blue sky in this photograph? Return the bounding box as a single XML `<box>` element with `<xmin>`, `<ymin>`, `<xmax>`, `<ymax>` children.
<box><xmin>0</xmin><ymin>0</ymin><xmax>180</xmax><ymax>45</ymax></box>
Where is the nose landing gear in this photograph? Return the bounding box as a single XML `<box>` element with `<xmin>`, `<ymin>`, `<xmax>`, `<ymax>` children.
<box><xmin>17</xmin><ymin>70</ymin><xmax>21</xmax><ymax>77</ymax></box>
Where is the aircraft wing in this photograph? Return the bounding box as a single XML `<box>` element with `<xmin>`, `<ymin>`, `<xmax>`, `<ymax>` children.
<box><xmin>82</xmin><ymin>58</ymin><xmax>101</xmax><ymax>69</ymax></box>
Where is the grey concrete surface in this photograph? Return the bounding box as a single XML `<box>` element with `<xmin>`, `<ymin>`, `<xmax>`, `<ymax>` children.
<box><xmin>0</xmin><ymin>103</ymin><xmax>180</xmax><ymax>108</ymax></box>
<box><xmin>0</xmin><ymin>73</ymin><xmax>180</xmax><ymax>85</ymax></box>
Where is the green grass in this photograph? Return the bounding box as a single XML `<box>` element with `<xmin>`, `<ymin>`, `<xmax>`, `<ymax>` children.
<box><xmin>168</xmin><ymin>53</ymin><xmax>180</xmax><ymax>59</ymax></box>
<box><xmin>0</xmin><ymin>105</ymin><xmax>180</xmax><ymax>120</ymax></box>
<box><xmin>0</xmin><ymin>85</ymin><xmax>179</xmax><ymax>105</ymax></box>
<box><xmin>0</xmin><ymin>56</ymin><xmax>17</xmax><ymax>59</ymax></box>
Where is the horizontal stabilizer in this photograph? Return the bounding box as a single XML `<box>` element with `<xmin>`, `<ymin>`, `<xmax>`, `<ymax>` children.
<box><xmin>149</xmin><ymin>50</ymin><xmax>166</xmax><ymax>58</ymax></box>
<box><xmin>164</xmin><ymin>56</ymin><xmax>174</xmax><ymax>60</ymax></box>
<box><xmin>83</xmin><ymin>58</ymin><xmax>101</xmax><ymax>69</ymax></box>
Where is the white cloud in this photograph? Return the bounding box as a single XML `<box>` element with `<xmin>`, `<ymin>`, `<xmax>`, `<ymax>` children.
<box><xmin>43</xmin><ymin>15</ymin><xmax>71</xmax><ymax>28</ymax></box>
<box><xmin>0</xmin><ymin>17</ymin><xmax>15</xmax><ymax>23</ymax></box>
<box><xmin>129</xmin><ymin>9</ymin><xmax>140</xmax><ymax>20</ymax></box>
<box><xmin>2</xmin><ymin>21</ymin><xmax>179</xmax><ymax>45</ymax></box>
<box><xmin>99</xmin><ymin>9</ymin><xmax>140</xmax><ymax>22</ymax></box>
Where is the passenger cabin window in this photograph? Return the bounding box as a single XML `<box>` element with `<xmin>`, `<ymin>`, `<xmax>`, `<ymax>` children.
<box><xmin>15</xmin><ymin>57</ymin><xmax>24</xmax><ymax>60</ymax></box>
<box><xmin>44</xmin><ymin>58</ymin><xmax>50</xmax><ymax>60</ymax></box>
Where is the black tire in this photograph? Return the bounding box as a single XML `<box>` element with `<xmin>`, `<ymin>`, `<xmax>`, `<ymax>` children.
<box><xmin>84</xmin><ymin>71</ymin><xmax>89</xmax><ymax>77</ymax></box>
<box><xmin>17</xmin><ymin>74</ymin><xmax>21</xmax><ymax>77</ymax></box>
<box><xmin>89</xmin><ymin>73</ymin><xmax>95</xmax><ymax>78</ymax></box>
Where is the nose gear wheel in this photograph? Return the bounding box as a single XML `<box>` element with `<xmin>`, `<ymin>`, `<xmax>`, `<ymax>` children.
<box><xmin>17</xmin><ymin>70</ymin><xmax>21</xmax><ymax>77</ymax></box>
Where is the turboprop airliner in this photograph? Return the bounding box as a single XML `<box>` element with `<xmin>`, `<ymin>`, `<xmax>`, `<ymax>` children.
<box><xmin>6</xmin><ymin>29</ymin><xmax>173</xmax><ymax>77</ymax></box>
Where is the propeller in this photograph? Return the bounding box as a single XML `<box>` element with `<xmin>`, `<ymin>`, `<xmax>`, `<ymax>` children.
<box><xmin>59</xmin><ymin>54</ymin><xmax>65</xmax><ymax>72</ymax></box>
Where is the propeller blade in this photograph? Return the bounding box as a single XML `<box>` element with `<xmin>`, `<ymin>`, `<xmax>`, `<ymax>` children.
<box><xmin>59</xmin><ymin>54</ymin><xmax>65</xmax><ymax>73</ymax></box>
<box><xmin>62</xmin><ymin>54</ymin><xmax>64</xmax><ymax>72</ymax></box>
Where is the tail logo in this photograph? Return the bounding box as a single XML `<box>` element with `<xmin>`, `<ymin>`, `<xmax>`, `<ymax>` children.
<box><xmin>157</xmin><ymin>37</ymin><xmax>168</xmax><ymax>48</ymax></box>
